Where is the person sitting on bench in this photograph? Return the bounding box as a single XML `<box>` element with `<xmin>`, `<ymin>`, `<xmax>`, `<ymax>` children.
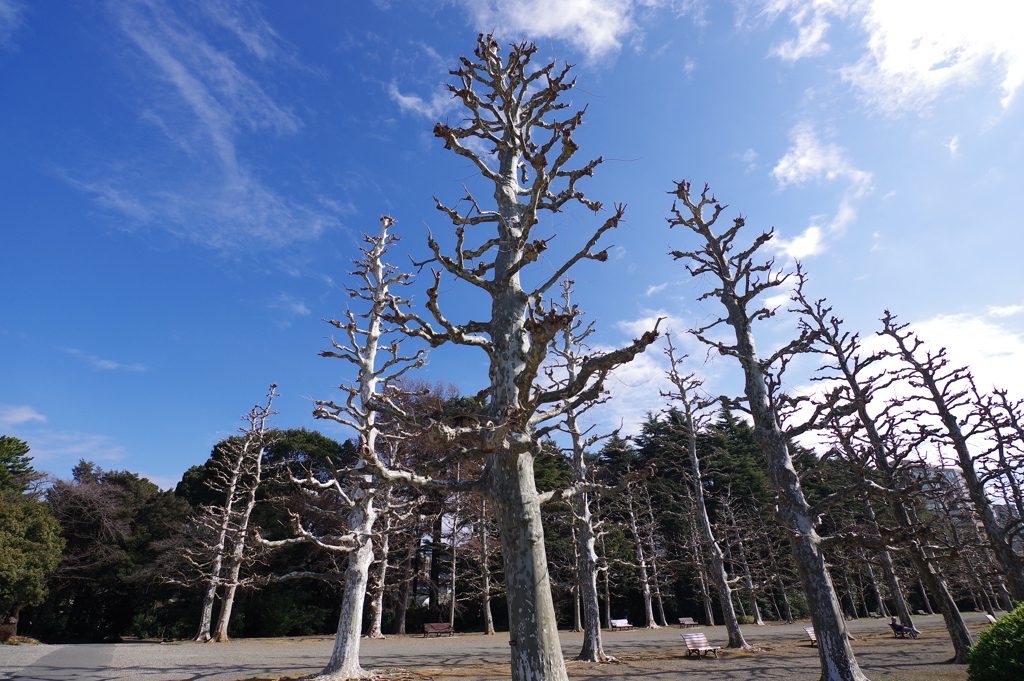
<box><xmin>889</xmin><ymin>617</ymin><xmax>920</xmax><ymax>639</ymax></box>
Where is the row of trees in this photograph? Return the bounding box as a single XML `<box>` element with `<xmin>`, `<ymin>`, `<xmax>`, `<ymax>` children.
<box><xmin>4</xmin><ymin>35</ymin><xmax>1022</xmax><ymax>681</ymax></box>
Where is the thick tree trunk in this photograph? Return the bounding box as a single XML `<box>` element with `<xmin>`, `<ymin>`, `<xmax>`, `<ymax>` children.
<box><xmin>316</xmin><ymin>485</ymin><xmax>377</xmax><ymax>680</ymax></box>
<box><xmin>490</xmin><ymin>450</ymin><xmax>568</xmax><ymax>681</ymax></box>
<box><xmin>194</xmin><ymin>579</ymin><xmax>218</xmax><ymax>642</ymax></box>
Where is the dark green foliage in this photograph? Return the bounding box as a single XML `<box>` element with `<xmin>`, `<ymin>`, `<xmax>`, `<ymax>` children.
<box><xmin>0</xmin><ymin>436</ymin><xmax>41</xmax><ymax>497</ymax></box>
<box><xmin>27</xmin><ymin>461</ymin><xmax>191</xmax><ymax>642</ymax></box>
<box><xmin>0</xmin><ymin>499</ymin><xmax>64</xmax><ymax>619</ymax></box>
<box><xmin>969</xmin><ymin>604</ymin><xmax>1024</xmax><ymax>681</ymax></box>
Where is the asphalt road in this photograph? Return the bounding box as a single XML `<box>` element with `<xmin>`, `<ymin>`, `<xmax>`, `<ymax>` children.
<box><xmin>0</xmin><ymin>613</ymin><xmax>991</xmax><ymax>681</ymax></box>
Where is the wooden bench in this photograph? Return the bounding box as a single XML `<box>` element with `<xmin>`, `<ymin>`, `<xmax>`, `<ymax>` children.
<box><xmin>610</xmin><ymin>618</ymin><xmax>634</xmax><ymax>631</ymax></box>
<box><xmin>682</xmin><ymin>632</ymin><xmax>721</xmax><ymax>659</ymax></box>
<box><xmin>678</xmin><ymin>617</ymin><xmax>699</xmax><ymax>628</ymax></box>
<box><xmin>916</xmin><ymin>610</ymin><xmax>929</xmax><ymax>616</ymax></box>
<box><xmin>985</xmin><ymin>613</ymin><xmax>998</xmax><ymax>625</ymax></box>
<box><xmin>867</xmin><ymin>611</ymin><xmax>883</xmax><ymax>619</ymax></box>
<box><xmin>805</xmin><ymin>626</ymin><xmax>817</xmax><ymax>647</ymax></box>
<box><xmin>423</xmin><ymin>622</ymin><xmax>454</xmax><ymax>637</ymax></box>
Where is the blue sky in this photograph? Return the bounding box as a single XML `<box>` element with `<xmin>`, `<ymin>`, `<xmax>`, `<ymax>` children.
<box><xmin>2</xmin><ymin>0</ymin><xmax>1023</xmax><ymax>489</ymax></box>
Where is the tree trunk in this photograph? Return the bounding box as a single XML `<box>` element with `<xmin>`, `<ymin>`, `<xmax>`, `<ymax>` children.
<box><xmin>365</xmin><ymin>531</ymin><xmax>390</xmax><ymax>639</ymax></box>
<box><xmin>316</xmin><ymin>484</ymin><xmax>377</xmax><ymax>680</ymax></box>
<box><xmin>575</xmin><ymin>490</ymin><xmax>609</xmax><ymax>661</ymax></box>
<box><xmin>391</xmin><ymin>536</ymin><xmax>416</xmax><ymax>635</ymax></box>
<box><xmin>480</xmin><ymin>500</ymin><xmax>496</xmax><ymax>635</ymax></box>
<box><xmin>490</xmin><ymin>450</ymin><xmax>568</xmax><ymax>681</ymax></box>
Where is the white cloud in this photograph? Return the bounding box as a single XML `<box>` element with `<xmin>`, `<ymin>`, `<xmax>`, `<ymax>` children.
<box><xmin>0</xmin><ymin>404</ymin><xmax>46</xmax><ymax>428</ymax></box>
<box><xmin>65</xmin><ymin>348</ymin><xmax>148</xmax><ymax>372</ymax></box>
<box><xmin>388</xmin><ymin>81</ymin><xmax>455</xmax><ymax>119</ymax></box>
<box><xmin>766</xmin><ymin>0</ymin><xmax>845</xmax><ymax>61</ymax></box>
<box><xmin>911</xmin><ymin>312</ymin><xmax>1024</xmax><ymax>396</ymax></box>
<box><xmin>458</xmin><ymin>0</ymin><xmax>661</xmax><ymax>61</ymax></box>
<box><xmin>644</xmin><ymin>282</ymin><xmax>669</xmax><ymax>297</ymax></box>
<box><xmin>772</xmin><ymin>224</ymin><xmax>824</xmax><ymax>259</ymax></box>
<box><xmin>947</xmin><ymin>135</ymin><xmax>959</xmax><ymax>156</ymax></box>
<box><xmin>70</xmin><ymin>0</ymin><xmax>336</xmax><ymax>250</ymax></box>
<box><xmin>987</xmin><ymin>305</ymin><xmax>1023</xmax><ymax>318</ymax></box>
<box><xmin>772</xmin><ymin>123</ymin><xmax>872</xmax><ymax>194</ymax></box>
<box><xmin>771</xmin><ymin>124</ymin><xmax>872</xmax><ymax>258</ymax></box>
<box><xmin>0</xmin><ymin>0</ymin><xmax>26</xmax><ymax>50</ymax></box>
<box><xmin>767</xmin><ymin>0</ymin><xmax>1024</xmax><ymax>114</ymax></box>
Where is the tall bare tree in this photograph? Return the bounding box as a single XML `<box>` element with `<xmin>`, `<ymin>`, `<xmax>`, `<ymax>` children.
<box><xmin>186</xmin><ymin>385</ymin><xmax>278</xmax><ymax>643</ymax></box>
<box><xmin>368</xmin><ymin>36</ymin><xmax>659</xmax><ymax>681</ymax></box>
<box><xmin>793</xmin><ymin>292</ymin><xmax>974</xmax><ymax>661</ymax></box>
<box><xmin>268</xmin><ymin>217</ymin><xmax>424</xmax><ymax>680</ymax></box>
<box><xmin>662</xmin><ymin>334</ymin><xmax>750</xmax><ymax>647</ymax></box>
<box><xmin>881</xmin><ymin>312</ymin><xmax>1024</xmax><ymax>603</ymax></box>
<box><xmin>667</xmin><ymin>181</ymin><xmax>868</xmax><ymax>681</ymax></box>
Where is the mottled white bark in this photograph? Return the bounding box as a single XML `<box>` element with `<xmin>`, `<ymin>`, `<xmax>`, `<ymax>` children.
<box><xmin>306</xmin><ymin>217</ymin><xmax>424</xmax><ymax>679</ymax></box>
<box><xmin>369</xmin><ymin>37</ymin><xmax>658</xmax><ymax>681</ymax></box>
<box><xmin>668</xmin><ymin>182</ymin><xmax>867</xmax><ymax>681</ymax></box>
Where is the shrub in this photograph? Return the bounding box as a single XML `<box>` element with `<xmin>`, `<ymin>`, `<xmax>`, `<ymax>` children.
<box><xmin>968</xmin><ymin>603</ymin><xmax>1024</xmax><ymax>681</ymax></box>
<box><xmin>737</xmin><ymin>616</ymin><xmax>755</xmax><ymax>625</ymax></box>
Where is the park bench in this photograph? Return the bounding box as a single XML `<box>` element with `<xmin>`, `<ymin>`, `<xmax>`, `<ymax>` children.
<box><xmin>678</xmin><ymin>617</ymin><xmax>699</xmax><ymax>628</ymax></box>
<box><xmin>805</xmin><ymin>626</ymin><xmax>817</xmax><ymax>646</ymax></box>
<box><xmin>867</xmin><ymin>611</ymin><xmax>884</xmax><ymax>618</ymax></box>
<box><xmin>916</xmin><ymin>610</ymin><xmax>929</xmax><ymax>616</ymax></box>
<box><xmin>985</xmin><ymin>614</ymin><xmax>998</xmax><ymax>625</ymax></box>
<box><xmin>423</xmin><ymin>622</ymin><xmax>454</xmax><ymax>637</ymax></box>
<box><xmin>888</xmin><ymin>622</ymin><xmax>909</xmax><ymax>638</ymax></box>
<box><xmin>682</xmin><ymin>632</ymin><xmax>721</xmax><ymax>659</ymax></box>
<box><xmin>610</xmin><ymin>618</ymin><xmax>634</xmax><ymax>631</ymax></box>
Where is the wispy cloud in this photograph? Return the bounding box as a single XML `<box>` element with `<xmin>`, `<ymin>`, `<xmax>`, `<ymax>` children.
<box><xmin>766</xmin><ymin>0</ymin><xmax>1024</xmax><ymax>114</ymax></box>
<box><xmin>765</xmin><ymin>0</ymin><xmax>844</xmax><ymax>61</ymax></box>
<box><xmin>458</xmin><ymin>0</ymin><xmax>664</xmax><ymax>61</ymax></box>
<box><xmin>0</xmin><ymin>404</ymin><xmax>47</xmax><ymax>428</ymax></box>
<box><xmin>0</xmin><ymin>0</ymin><xmax>26</xmax><ymax>50</ymax></box>
<box><xmin>271</xmin><ymin>292</ymin><xmax>312</xmax><ymax>317</ymax></box>
<box><xmin>388</xmin><ymin>80</ymin><xmax>455</xmax><ymax>119</ymax></box>
<box><xmin>771</xmin><ymin>123</ymin><xmax>873</xmax><ymax>259</ymax></box>
<box><xmin>69</xmin><ymin>0</ymin><xmax>337</xmax><ymax>250</ymax></box>
<box><xmin>17</xmin><ymin>430</ymin><xmax>128</xmax><ymax>469</ymax></box>
<box><xmin>65</xmin><ymin>348</ymin><xmax>148</xmax><ymax>372</ymax></box>
<box><xmin>644</xmin><ymin>282</ymin><xmax>669</xmax><ymax>297</ymax></box>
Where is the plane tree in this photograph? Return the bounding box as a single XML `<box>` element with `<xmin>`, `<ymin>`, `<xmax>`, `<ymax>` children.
<box><xmin>667</xmin><ymin>181</ymin><xmax>868</xmax><ymax>681</ymax></box>
<box><xmin>359</xmin><ymin>36</ymin><xmax>659</xmax><ymax>681</ymax></box>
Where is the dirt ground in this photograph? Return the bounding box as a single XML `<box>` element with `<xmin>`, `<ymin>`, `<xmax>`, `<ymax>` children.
<box><xmin>239</xmin><ymin>618</ymin><xmax>985</xmax><ymax>681</ymax></box>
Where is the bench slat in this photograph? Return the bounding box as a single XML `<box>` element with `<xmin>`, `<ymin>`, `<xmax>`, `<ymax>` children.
<box><xmin>682</xmin><ymin>632</ymin><xmax>721</xmax><ymax>659</ymax></box>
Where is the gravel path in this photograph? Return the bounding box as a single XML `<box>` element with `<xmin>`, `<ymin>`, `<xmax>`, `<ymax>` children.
<box><xmin>0</xmin><ymin>612</ymin><xmax>992</xmax><ymax>681</ymax></box>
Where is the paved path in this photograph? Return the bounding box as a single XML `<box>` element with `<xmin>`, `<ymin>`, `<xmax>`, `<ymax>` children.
<box><xmin>0</xmin><ymin>613</ymin><xmax>990</xmax><ymax>681</ymax></box>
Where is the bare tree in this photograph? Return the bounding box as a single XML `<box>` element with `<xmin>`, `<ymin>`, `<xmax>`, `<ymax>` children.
<box><xmin>881</xmin><ymin>312</ymin><xmax>1024</xmax><ymax>603</ymax></box>
<box><xmin>793</xmin><ymin>292</ymin><xmax>974</xmax><ymax>661</ymax></box>
<box><xmin>667</xmin><ymin>181</ymin><xmax>867</xmax><ymax>681</ymax></box>
<box><xmin>662</xmin><ymin>335</ymin><xmax>750</xmax><ymax>647</ymax></box>
<box><xmin>184</xmin><ymin>385</ymin><xmax>278</xmax><ymax>643</ymax></box>
<box><xmin>263</xmin><ymin>217</ymin><xmax>424</xmax><ymax>680</ymax></box>
<box><xmin>547</xmin><ymin>280</ymin><xmax>612</xmax><ymax>662</ymax></box>
<box><xmin>367</xmin><ymin>37</ymin><xmax>658</xmax><ymax>681</ymax></box>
